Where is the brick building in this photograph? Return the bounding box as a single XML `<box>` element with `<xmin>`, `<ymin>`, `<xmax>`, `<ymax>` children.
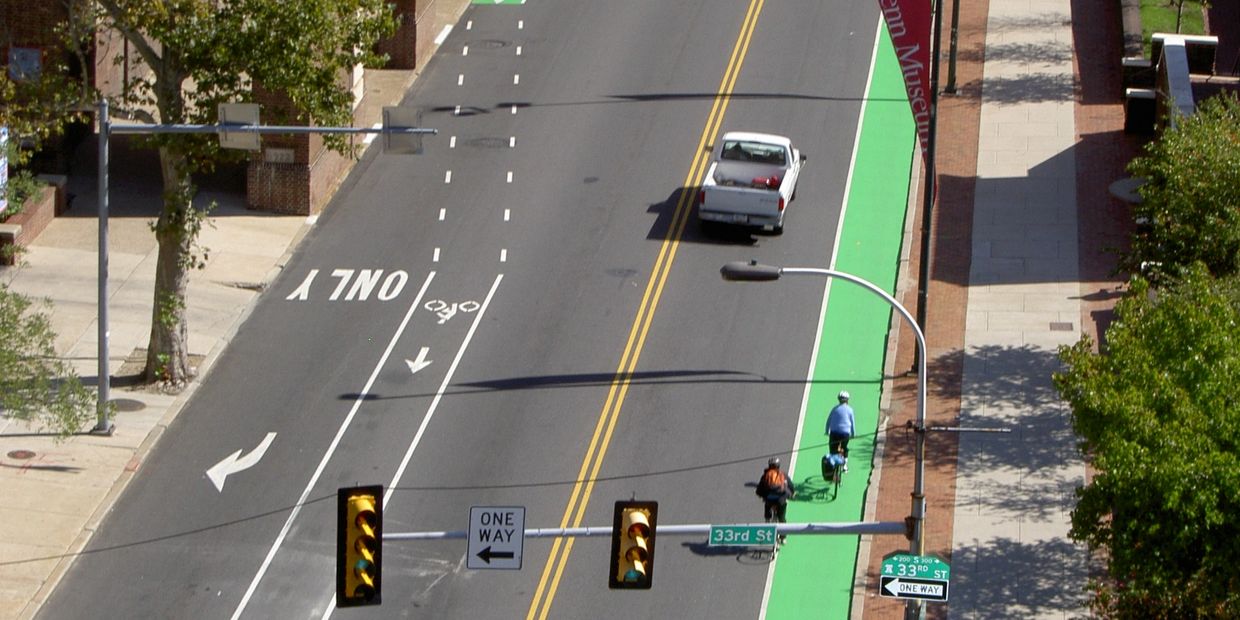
<box><xmin>2</xmin><ymin>0</ymin><xmax>419</xmax><ymax>215</ymax></box>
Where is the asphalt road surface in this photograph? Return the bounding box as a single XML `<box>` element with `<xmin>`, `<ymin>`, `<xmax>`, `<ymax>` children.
<box><xmin>39</xmin><ymin>1</ymin><xmax>884</xmax><ymax>618</ymax></box>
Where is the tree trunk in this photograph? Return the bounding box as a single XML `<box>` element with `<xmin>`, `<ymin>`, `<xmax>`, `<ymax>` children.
<box><xmin>143</xmin><ymin>146</ymin><xmax>195</xmax><ymax>386</ymax></box>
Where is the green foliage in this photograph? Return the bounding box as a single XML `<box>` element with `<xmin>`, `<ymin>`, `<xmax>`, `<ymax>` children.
<box><xmin>0</xmin><ymin>170</ymin><xmax>42</xmax><ymax>222</ymax></box>
<box><xmin>1124</xmin><ymin>93</ymin><xmax>1240</xmax><ymax>279</ymax></box>
<box><xmin>1140</xmin><ymin>0</ymin><xmax>1207</xmax><ymax>55</ymax></box>
<box><xmin>0</xmin><ymin>285</ymin><xmax>97</xmax><ymax>439</ymax></box>
<box><xmin>1055</xmin><ymin>265</ymin><xmax>1240</xmax><ymax>617</ymax></box>
<box><xmin>89</xmin><ymin>0</ymin><xmax>399</xmax><ymax>385</ymax></box>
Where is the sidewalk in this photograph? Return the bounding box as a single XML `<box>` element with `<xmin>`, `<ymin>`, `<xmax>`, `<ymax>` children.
<box><xmin>0</xmin><ymin>4</ymin><xmax>469</xmax><ymax>618</ymax></box>
<box><xmin>862</xmin><ymin>0</ymin><xmax>1141</xmax><ymax>617</ymax></box>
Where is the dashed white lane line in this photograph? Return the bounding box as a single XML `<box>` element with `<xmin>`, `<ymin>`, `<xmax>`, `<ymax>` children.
<box><xmin>444</xmin><ymin>170</ymin><xmax>453</xmax><ymax>184</ymax></box>
<box><xmin>433</xmin><ymin>247</ymin><xmax>441</xmax><ymax>262</ymax></box>
<box><xmin>513</xmin><ymin>74</ymin><xmax>520</xmax><ymax>85</ymax></box>
<box><xmin>504</xmin><ymin>209</ymin><xmax>511</xmax><ymax>221</ymax></box>
<box><xmin>509</xmin><ymin>136</ymin><xmax>516</xmax><ymax>148</ymax></box>
<box><xmin>506</xmin><ymin>171</ymin><xmax>514</xmax><ymax>183</ymax></box>
<box><xmin>516</xmin><ymin>45</ymin><xmax>523</xmax><ymax>56</ymax></box>
<box><xmin>449</xmin><ymin>136</ymin><xmax>457</xmax><ymax>148</ymax></box>
<box><xmin>434</xmin><ymin>25</ymin><xmax>453</xmax><ymax>45</ymax></box>
<box><xmin>458</xmin><ymin>74</ymin><xmax>465</xmax><ymax>86</ymax></box>
<box><xmin>439</xmin><ymin>208</ymin><xmax>446</xmax><ymax>221</ymax></box>
<box><xmin>463</xmin><ymin>45</ymin><xmax>470</xmax><ymax>56</ymax></box>
<box><xmin>466</xmin><ymin>20</ymin><xmax>473</xmax><ymax>30</ymax></box>
<box><xmin>518</xmin><ymin>20</ymin><xmax>524</xmax><ymax>29</ymax></box>
<box><xmin>500</xmin><ymin>249</ymin><xmax>508</xmax><ymax>263</ymax></box>
<box><xmin>511</xmin><ymin>105</ymin><xmax>518</xmax><ymax>115</ymax></box>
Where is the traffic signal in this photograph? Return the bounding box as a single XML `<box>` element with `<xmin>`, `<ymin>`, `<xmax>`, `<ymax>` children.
<box><xmin>337</xmin><ymin>485</ymin><xmax>383</xmax><ymax>607</ymax></box>
<box><xmin>608</xmin><ymin>500</ymin><xmax>658</xmax><ymax>589</ymax></box>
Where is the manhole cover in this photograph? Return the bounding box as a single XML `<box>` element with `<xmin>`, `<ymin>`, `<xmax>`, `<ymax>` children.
<box><xmin>7</xmin><ymin>450</ymin><xmax>36</xmax><ymax>460</ymax></box>
<box><xmin>464</xmin><ymin>137</ymin><xmax>510</xmax><ymax>149</ymax></box>
<box><xmin>111</xmin><ymin>398</ymin><xmax>147</xmax><ymax>412</ymax></box>
<box><xmin>469</xmin><ymin>39</ymin><xmax>509</xmax><ymax>49</ymax></box>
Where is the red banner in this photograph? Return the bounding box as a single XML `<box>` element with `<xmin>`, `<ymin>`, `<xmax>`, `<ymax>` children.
<box><xmin>878</xmin><ymin>0</ymin><xmax>933</xmax><ymax>158</ymax></box>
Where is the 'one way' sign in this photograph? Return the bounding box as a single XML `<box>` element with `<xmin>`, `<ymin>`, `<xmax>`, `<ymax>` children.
<box><xmin>467</xmin><ymin>506</ymin><xmax>525</xmax><ymax>570</ymax></box>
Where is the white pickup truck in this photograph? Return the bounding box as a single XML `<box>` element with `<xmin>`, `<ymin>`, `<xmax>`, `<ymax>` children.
<box><xmin>696</xmin><ymin>132</ymin><xmax>805</xmax><ymax>233</ymax></box>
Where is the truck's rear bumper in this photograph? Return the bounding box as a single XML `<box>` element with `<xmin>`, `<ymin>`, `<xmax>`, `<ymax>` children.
<box><xmin>699</xmin><ymin>209</ymin><xmax>783</xmax><ymax>229</ymax></box>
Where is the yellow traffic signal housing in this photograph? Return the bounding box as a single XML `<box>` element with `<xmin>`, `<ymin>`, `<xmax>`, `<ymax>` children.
<box><xmin>608</xmin><ymin>500</ymin><xmax>658</xmax><ymax>589</ymax></box>
<box><xmin>337</xmin><ymin>485</ymin><xmax>383</xmax><ymax>607</ymax></box>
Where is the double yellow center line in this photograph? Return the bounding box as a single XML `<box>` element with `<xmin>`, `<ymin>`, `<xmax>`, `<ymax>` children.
<box><xmin>524</xmin><ymin>2</ymin><xmax>765</xmax><ymax>617</ymax></box>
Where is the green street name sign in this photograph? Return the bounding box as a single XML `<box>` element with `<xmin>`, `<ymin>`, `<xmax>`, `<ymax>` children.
<box><xmin>881</xmin><ymin>553</ymin><xmax>950</xmax><ymax>579</ymax></box>
<box><xmin>880</xmin><ymin>553</ymin><xmax>951</xmax><ymax>602</ymax></box>
<box><xmin>708</xmin><ymin>524</ymin><xmax>776</xmax><ymax>546</ymax></box>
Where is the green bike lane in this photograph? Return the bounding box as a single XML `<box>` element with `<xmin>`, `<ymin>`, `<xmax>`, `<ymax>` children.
<box><xmin>761</xmin><ymin>24</ymin><xmax>916</xmax><ymax>619</ymax></box>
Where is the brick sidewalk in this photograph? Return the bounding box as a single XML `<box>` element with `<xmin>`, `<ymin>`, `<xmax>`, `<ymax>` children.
<box><xmin>861</xmin><ymin>0</ymin><xmax>1139</xmax><ymax>616</ymax></box>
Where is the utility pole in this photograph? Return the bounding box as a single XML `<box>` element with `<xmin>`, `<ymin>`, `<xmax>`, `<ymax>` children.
<box><xmin>90</xmin><ymin>100</ymin><xmax>435</xmax><ymax>434</ymax></box>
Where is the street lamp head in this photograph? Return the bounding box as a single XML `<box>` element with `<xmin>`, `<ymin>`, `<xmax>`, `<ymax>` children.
<box><xmin>720</xmin><ymin>260</ymin><xmax>782</xmax><ymax>282</ymax></box>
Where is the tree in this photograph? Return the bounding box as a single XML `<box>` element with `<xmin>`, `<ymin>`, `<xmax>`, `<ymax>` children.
<box><xmin>1124</xmin><ymin>92</ymin><xmax>1240</xmax><ymax>279</ymax></box>
<box><xmin>1055</xmin><ymin>264</ymin><xmax>1240</xmax><ymax>618</ymax></box>
<box><xmin>0</xmin><ymin>285</ymin><xmax>96</xmax><ymax>438</ymax></box>
<box><xmin>91</xmin><ymin>0</ymin><xmax>398</xmax><ymax>385</ymax></box>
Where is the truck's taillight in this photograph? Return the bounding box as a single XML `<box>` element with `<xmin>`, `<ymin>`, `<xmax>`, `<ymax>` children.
<box><xmin>778</xmin><ymin>197</ymin><xmax>785</xmax><ymax>211</ymax></box>
<box><xmin>697</xmin><ymin>190</ymin><xmax>705</xmax><ymax>205</ymax></box>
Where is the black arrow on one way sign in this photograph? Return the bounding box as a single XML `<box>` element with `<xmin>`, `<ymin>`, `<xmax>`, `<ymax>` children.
<box><xmin>476</xmin><ymin>546</ymin><xmax>515</xmax><ymax>564</ymax></box>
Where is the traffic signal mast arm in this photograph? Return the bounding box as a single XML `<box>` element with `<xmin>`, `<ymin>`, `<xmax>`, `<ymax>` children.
<box><xmin>384</xmin><ymin>520</ymin><xmax>909</xmax><ymax>541</ymax></box>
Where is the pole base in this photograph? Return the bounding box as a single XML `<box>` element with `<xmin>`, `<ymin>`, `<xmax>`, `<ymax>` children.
<box><xmin>90</xmin><ymin>420</ymin><xmax>116</xmax><ymax>436</ymax></box>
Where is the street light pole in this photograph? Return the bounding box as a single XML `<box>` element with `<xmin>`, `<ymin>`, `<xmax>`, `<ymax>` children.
<box><xmin>88</xmin><ymin>99</ymin><xmax>435</xmax><ymax>435</ymax></box>
<box><xmin>92</xmin><ymin>99</ymin><xmax>114</xmax><ymax>435</ymax></box>
<box><xmin>720</xmin><ymin>260</ymin><xmax>928</xmax><ymax>617</ymax></box>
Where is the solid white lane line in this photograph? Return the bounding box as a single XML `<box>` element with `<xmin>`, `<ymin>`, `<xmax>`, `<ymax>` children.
<box><xmin>320</xmin><ymin>274</ymin><xmax>503</xmax><ymax>619</ymax></box>
<box><xmin>756</xmin><ymin>18</ymin><xmax>885</xmax><ymax>620</ymax></box>
<box><xmin>434</xmin><ymin>25</ymin><xmax>452</xmax><ymax>45</ymax></box>
<box><xmin>231</xmin><ymin>272</ymin><xmax>437</xmax><ymax>620</ymax></box>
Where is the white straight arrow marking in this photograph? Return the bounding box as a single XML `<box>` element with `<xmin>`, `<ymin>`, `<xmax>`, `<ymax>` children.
<box><xmin>207</xmin><ymin>432</ymin><xmax>277</xmax><ymax>492</ymax></box>
<box><xmin>405</xmin><ymin>347</ymin><xmax>433</xmax><ymax>375</ymax></box>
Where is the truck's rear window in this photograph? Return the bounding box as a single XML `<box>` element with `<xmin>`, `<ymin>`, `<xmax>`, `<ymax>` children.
<box><xmin>720</xmin><ymin>141</ymin><xmax>787</xmax><ymax>166</ymax></box>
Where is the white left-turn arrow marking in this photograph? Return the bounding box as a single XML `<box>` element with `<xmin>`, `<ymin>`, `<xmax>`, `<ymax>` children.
<box><xmin>406</xmin><ymin>347</ymin><xmax>433</xmax><ymax>375</ymax></box>
<box><xmin>207</xmin><ymin>432</ymin><xmax>277</xmax><ymax>492</ymax></box>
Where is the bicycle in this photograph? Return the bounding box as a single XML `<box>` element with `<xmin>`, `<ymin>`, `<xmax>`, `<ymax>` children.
<box><xmin>821</xmin><ymin>448</ymin><xmax>846</xmax><ymax>501</ymax></box>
